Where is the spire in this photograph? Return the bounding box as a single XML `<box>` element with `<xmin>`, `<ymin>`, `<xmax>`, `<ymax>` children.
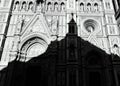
<box><xmin>69</xmin><ymin>13</ymin><xmax>76</xmax><ymax>23</ymax></box>
<box><xmin>68</xmin><ymin>13</ymin><xmax>77</xmax><ymax>35</ymax></box>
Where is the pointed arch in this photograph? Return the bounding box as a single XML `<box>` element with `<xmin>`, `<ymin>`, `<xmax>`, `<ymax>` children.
<box><xmin>19</xmin><ymin>35</ymin><xmax>49</xmax><ymax>62</ymax></box>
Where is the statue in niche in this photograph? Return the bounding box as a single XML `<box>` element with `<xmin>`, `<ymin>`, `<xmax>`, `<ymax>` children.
<box><xmin>36</xmin><ymin>0</ymin><xmax>45</xmax><ymax>12</ymax></box>
<box><xmin>11</xmin><ymin>41</ymin><xmax>15</xmax><ymax>51</ymax></box>
<box><xmin>12</xmin><ymin>40</ymin><xmax>19</xmax><ymax>53</ymax></box>
<box><xmin>113</xmin><ymin>44</ymin><xmax>120</xmax><ymax>56</ymax></box>
<box><xmin>80</xmin><ymin>3</ymin><xmax>84</xmax><ymax>11</ymax></box>
<box><xmin>37</xmin><ymin>2</ymin><xmax>42</xmax><ymax>11</ymax></box>
<box><xmin>54</xmin><ymin>3</ymin><xmax>59</xmax><ymax>11</ymax></box>
<box><xmin>16</xmin><ymin>16</ymin><xmax>24</xmax><ymax>34</ymax></box>
<box><xmin>14</xmin><ymin>1</ymin><xmax>19</xmax><ymax>11</ymax></box>
<box><xmin>87</xmin><ymin>3</ymin><xmax>91</xmax><ymax>12</ymax></box>
<box><xmin>61</xmin><ymin>2</ymin><xmax>65</xmax><ymax>11</ymax></box>
<box><xmin>28</xmin><ymin>2</ymin><xmax>33</xmax><ymax>12</ymax></box>
<box><xmin>21</xmin><ymin>2</ymin><xmax>26</xmax><ymax>11</ymax></box>
<box><xmin>52</xmin><ymin>18</ymin><xmax>59</xmax><ymax>35</ymax></box>
<box><xmin>94</xmin><ymin>3</ymin><xmax>98</xmax><ymax>12</ymax></box>
<box><xmin>47</xmin><ymin>2</ymin><xmax>52</xmax><ymax>11</ymax></box>
<box><xmin>14</xmin><ymin>2</ymin><xmax>18</xmax><ymax>11</ymax></box>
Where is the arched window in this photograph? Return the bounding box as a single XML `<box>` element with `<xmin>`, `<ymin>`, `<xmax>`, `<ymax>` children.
<box><xmin>94</xmin><ymin>3</ymin><xmax>98</xmax><ymax>11</ymax></box>
<box><xmin>54</xmin><ymin>2</ymin><xmax>58</xmax><ymax>11</ymax></box>
<box><xmin>47</xmin><ymin>2</ymin><xmax>52</xmax><ymax>11</ymax></box>
<box><xmin>80</xmin><ymin>3</ymin><xmax>84</xmax><ymax>11</ymax></box>
<box><xmin>87</xmin><ymin>3</ymin><xmax>91</xmax><ymax>11</ymax></box>
<box><xmin>61</xmin><ymin>2</ymin><xmax>65</xmax><ymax>11</ymax></box>
<box><xmin>21</xmin><ymin>1</ymin><xmax>26</xmax><ymax>11</ymax></box>
<box><xmin>14</xmin><ymin>1</ymin><xmax>19</xmax><ymax>11</ymax></box>
<box><xmin>28</xmin><ymin>2</ymin><xmax>33</xmax><ymax>11</ymax></box>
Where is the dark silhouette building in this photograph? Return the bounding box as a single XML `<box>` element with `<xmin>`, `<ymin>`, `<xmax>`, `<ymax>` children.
<box><xmin>0</xmin><ymin>17</ymin><xmax>120</xmax><ymax>86</ymax></box>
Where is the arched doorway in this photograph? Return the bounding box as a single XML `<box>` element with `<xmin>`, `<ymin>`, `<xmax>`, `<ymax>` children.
<box><xmin>19</xmin><ymin>37</ymin><xmax>48</xmax><ymax>62</ymax></box>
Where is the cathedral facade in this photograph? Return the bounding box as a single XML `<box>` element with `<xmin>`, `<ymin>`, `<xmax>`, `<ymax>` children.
<box><xmin>0</xmin><ymin>0</ymin><xmax>120</xmax><ymax>86</ymax></box>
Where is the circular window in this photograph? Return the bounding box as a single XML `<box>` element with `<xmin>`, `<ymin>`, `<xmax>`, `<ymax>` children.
<box><xmin>84</xmin><ymin>19</ymin><xmax>99</xmax><ymax>33</ymax></box>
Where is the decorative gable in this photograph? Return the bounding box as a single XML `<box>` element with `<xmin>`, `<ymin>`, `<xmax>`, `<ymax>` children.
<box><xmin>21</xmin><ymin>13</ymin><xmax>51</xmax><ymax>41</ymax></box>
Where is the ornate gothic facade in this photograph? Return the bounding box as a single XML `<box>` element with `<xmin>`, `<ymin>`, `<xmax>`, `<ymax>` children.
<box><xmin>0</xmin><ymin>0</ymin><xmax>120</xmax><ymax>86</ymax></box>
